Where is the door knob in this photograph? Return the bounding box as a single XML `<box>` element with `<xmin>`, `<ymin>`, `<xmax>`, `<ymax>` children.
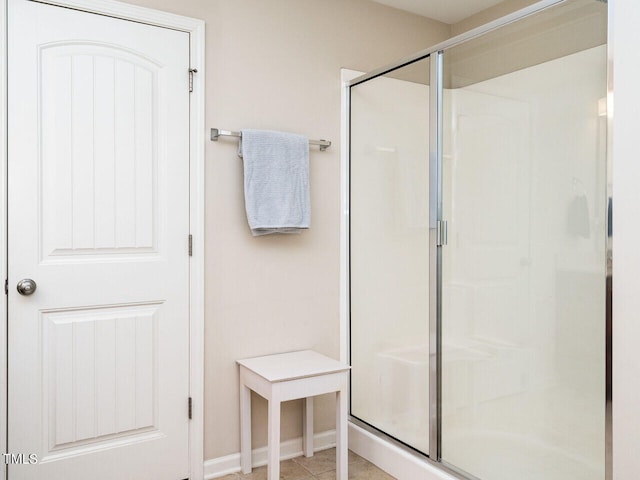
<box><xmin>17</xmin><ymin>279</ymin><xmax>37</xmax><ymax>296</ymax></box>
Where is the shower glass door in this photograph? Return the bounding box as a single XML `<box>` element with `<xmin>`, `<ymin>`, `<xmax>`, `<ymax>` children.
<box><xmin>440</xmin><ymin>1</ymin><xmax>608</xmax><ymax>479</ymax></box>
<box><xmin>349</xmin><ymin>57</ymin><xmax>431</xmax><ymax>454</ymax></box>
<box><xmin>348</xmin><ymin>2</ymin><xmax>609</xmax><ymax>479</ymax></box>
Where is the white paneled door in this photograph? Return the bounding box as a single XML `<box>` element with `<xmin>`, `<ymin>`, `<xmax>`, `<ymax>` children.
<box><xmin>7</xmin><ymin>1</ymin><xmax>191</xmax><ymax>479</ymax></box>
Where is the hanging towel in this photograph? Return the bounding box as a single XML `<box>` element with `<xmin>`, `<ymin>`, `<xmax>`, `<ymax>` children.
<box><xmin>238</xmin><ymin>129</ymin><xmax>310</xmax><ymax>236</ymax></box>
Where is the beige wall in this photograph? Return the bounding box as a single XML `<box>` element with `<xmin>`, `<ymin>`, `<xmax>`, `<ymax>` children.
<box><xmin>451</xmin><ymin>0</ymin><xmax>539</xmax><ymax>36</ymax></box>
<box><xmin>120</xmin><ymin>0</ymin><xmax>449</xmax><ymax>460</ymax></box>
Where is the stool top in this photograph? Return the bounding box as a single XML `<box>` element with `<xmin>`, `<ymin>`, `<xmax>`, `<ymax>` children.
<box><xmin>237</xmin><ymin>350</ymin><xmax>350</xmax><ymax>383</ymax></box>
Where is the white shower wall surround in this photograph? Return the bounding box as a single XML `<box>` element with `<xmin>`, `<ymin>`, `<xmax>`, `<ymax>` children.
<box><xmin>347</xmin><ymin>1</ymin><xmax>609</xmax><ymax>480</ymax></box>
<box><xmin>440</xmin><ymin>45</ymin><xmax>606</xmax><ymax>480</ymax></box>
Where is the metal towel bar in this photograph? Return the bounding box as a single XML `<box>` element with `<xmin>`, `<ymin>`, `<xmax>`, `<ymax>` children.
<box><xmin>210</xmin><ymin>128</ymin><xmax>331</xmax><ymax>151</ymax></box>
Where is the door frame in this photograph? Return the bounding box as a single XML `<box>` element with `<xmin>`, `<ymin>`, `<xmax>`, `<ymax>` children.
<box><xmin>0</xmin><ymin>0</ymin><xmax>206</xmax><ymax>479</ymax></box>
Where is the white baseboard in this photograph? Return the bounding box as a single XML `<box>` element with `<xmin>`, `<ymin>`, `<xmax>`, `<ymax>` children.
<box><xmin>348</xmin><ymin>422</ymin><xmax>457</xmax><ymax>480</ymax></box>
<box><xmin>204</xmin><ymin>430</ymin><xmax>336</xmax><ymax>479</ymax></box>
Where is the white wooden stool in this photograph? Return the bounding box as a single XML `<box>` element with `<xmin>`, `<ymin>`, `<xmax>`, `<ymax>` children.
<box><xmin>237</xmin><ymin>350</ymin><xmax>350</xmax><ymax>480</ymax></box>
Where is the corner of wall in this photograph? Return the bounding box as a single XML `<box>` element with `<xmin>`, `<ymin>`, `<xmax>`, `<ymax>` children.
<box><xmin>450</xmin><ymin>0</ymin><xmax>540</xmax><ymax>36</ymax></box>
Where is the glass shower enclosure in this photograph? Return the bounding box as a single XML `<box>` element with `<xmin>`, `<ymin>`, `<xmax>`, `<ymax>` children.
<box><xmin>347</xmin><ymin>1</ymin><xmax>610</xmax><ymax>479</ymax></box>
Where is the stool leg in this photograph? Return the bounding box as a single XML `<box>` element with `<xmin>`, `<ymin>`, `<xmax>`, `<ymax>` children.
<box><xmin>240</xmin><ymin>383</ymin><xmax>252</xmax><ymax>474</ymax></box>
<box><xmin>336</xmin><ymin>387</ymin><xmax>348</xmax><ymax>480</ymax></box>
<box><xmin>267</xmin><ymin>396</ymin><xmax>281</xmax><ymax>480</ymax></box>
<box><xmin>302</xmin><ymin>397</ymin><xmax>314</xmax><ymax>457</ymax></box>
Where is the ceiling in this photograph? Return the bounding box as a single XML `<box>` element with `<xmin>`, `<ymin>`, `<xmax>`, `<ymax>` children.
<box><xmin>371</xmin><ymin>0</ymin><xmax>507</xmax><ymax>24</ymax></box>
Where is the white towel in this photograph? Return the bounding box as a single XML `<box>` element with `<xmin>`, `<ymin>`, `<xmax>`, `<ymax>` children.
<box><xmin>238</xmin><ymin>129</ymin><xmax>310</xmax><ymax>236</ymax></box>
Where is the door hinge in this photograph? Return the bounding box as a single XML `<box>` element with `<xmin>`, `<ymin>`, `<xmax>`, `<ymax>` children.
<box><xmin>188</xmin><ymin>397</ymin><xmax>192</xmax><ymax>420</ymax></box>
<box><xmin>437</xmin><ymin>220</ymin><xmax>448</xmax><ymax>246</ymax></box>
<box><xmin>4</xmin><ymin>279</ymin><xmax>7</xmax><ymax>295</ymax></box>
<box><xmin>188</xmin><ymin>234</ymin><xmax>193</xmax><ymax>256</ymax></box>
<box><xmin>189</xmin><ymin>68</ymin><xmax>198</xmax><ymax>93</ymax></box>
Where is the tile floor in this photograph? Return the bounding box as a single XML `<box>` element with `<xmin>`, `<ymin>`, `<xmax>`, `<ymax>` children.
<box><xmin>217</xmin><ymin>448</ymin><xmax>396</xmax><ymax>480</ymax></box>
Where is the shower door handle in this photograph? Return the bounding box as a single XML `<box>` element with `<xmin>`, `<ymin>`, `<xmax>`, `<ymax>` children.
<box><xmin>437</xmin><ymin>220</ymin><xmax>448</xmax><ymax>246</ymax></box>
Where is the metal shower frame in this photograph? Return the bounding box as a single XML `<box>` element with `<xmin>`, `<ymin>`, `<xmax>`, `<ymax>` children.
<box><xmin>345</xmin><ymin>0</ymin><xmax>613</xmax><ymax>478</ymax></box>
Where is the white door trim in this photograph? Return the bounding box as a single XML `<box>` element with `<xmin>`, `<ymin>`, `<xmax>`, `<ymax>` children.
<box><xmin>0</xmin><ymin>2</ymin><xmax>7</xmax><ymax>478</ymax></box>
<box><xmin>0</xmin><ymin>1</ymin><xmax>205</xmax><ymax>479</ymax></box>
